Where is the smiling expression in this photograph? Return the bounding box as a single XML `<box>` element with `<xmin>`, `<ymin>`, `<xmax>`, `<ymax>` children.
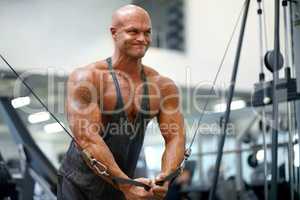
<box><xmin>111</xmin><ymin>6</ymin><xmax>152</xmax><ymax>59</ymax></box>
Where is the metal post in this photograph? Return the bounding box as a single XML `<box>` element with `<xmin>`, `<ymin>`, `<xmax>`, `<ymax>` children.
<box><xmin>256</xmin><ymin>1</ymin><xmax>269</xmax><ymax>198</ymax></box>
<box><xmin>292</xmin><ymin>1</ymin><xmax>300</xmax><ymax>197</ymax></box>
<box><xmin>283</xmin><ymin>1</ymin><xmax>296</xmax><ymax>199</ymax></box>
<box><xmin>270</xmin><ymin>0</ymin><xmax>281</xmax><ymax>199</ymax></box>
<box><xmin>208</xmin><ymin>1</ymin><xmax>251</xmax><ymax>199</ymax></box>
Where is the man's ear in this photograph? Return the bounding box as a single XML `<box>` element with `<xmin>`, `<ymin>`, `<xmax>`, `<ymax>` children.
<box><xmin>110</xmin><ymin>27</ymin><xmax>117</xmax><ymax>39</ymax></box>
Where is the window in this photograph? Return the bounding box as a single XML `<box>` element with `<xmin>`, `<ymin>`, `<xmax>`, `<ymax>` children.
<box><xmin>133</xmin><ymin>0</ymin><xmax>185</xmax><ymax>51</ymax></box>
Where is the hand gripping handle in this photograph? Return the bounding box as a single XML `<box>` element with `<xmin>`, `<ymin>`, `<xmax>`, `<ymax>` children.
<box><xmin>81</xmin><ymin>149</ymin><xmax>151</xmax><ymax>191</ymax></box>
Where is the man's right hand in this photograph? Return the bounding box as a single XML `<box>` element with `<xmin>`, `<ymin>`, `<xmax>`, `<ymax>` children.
<box><xmin>120</xmin><ymin>177</ymin><xmax>154</xmax><ymax>200</ymax></box>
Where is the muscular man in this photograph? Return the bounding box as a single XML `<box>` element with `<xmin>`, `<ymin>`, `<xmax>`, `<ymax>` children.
<box><xmin>58</xmin><ymin>4</ymin><xmax>185</xmax><ymax>200</ymax></box>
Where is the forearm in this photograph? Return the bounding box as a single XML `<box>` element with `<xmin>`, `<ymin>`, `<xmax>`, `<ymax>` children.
<box><xmin>71</xmin><ymin>117</ymin><xmax>129</xmax><ymax>186</ymax></box>
<box><xmin>83</xmin><ymin>137</ymin><xmax>129</xmax><ymax>179</ymax></box>
<box><xmin>161</xmin><ymin>135</ymin><xmax>185</xmax><ymax>174</ymax></box>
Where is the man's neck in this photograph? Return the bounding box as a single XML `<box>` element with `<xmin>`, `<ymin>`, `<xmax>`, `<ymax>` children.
<box><xmin>111</xmin><ymin>53</ymin><xmax>142</xmax><ymax>75</ymax></box>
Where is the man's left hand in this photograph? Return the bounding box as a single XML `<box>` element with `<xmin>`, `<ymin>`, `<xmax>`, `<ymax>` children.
<box><xmin>151</xmin><ymin>173</ymin><xmax>169</xmax><ymax>200</ymax></box>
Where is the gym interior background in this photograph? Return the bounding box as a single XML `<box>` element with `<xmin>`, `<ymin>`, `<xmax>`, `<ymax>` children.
<box><xmin>1</xmin><ymin>0</ymin><xmax>300</xmax><ymax>199</ymax></box>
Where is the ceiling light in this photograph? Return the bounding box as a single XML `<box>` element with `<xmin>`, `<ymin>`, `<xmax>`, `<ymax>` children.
<box><xmin>11</xmin><ymin>96</ymin><xmax>30</xmax><ymax>108</ymax></box>
<box><xmin>44</xmin><ymin>122</ymin><xmax>64</xmax><ymax>133</ymax></box>
<box><xmin>28</xmin><ymin>112</ymin><xmax>50</xmax><ymax>124</ymax></box>
<box><xmin>213</xmin><ymin>100</ymin><xmax>246</xmax><ymax>112</ymax></box>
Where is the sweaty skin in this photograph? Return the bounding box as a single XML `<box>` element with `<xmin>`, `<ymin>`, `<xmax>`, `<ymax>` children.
<box><xmin>66</xmin><ymin>5</ymin><xmax>185</xmax><ymax>200</ymax></box>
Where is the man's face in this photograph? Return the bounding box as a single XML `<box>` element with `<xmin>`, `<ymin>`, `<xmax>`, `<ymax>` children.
<box><xmin>112</xmin><ymin>15</ymin><xmax>152</xmax><ymax>59</ymax></box>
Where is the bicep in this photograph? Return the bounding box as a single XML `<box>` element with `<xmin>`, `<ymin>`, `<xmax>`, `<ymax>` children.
<box><xmin>66</xmin><ymin>71</ymin><xmax>102</xmax><ymax>145</ymax></box>
<box><xmin>158</xmin><ymin>80</ymin><xmax>184</xmax><ymax>141</ymax></box>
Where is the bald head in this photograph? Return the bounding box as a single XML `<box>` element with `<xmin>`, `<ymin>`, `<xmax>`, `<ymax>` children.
<box><xmin>110</xmin><ymin>5</ymin><xmax>152</xmax><ymax>59</ymax></box>
<box><xmin>111</xmin><ymin>4</ymin><xmax>151</xmax><ymax>28</ymax></box>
